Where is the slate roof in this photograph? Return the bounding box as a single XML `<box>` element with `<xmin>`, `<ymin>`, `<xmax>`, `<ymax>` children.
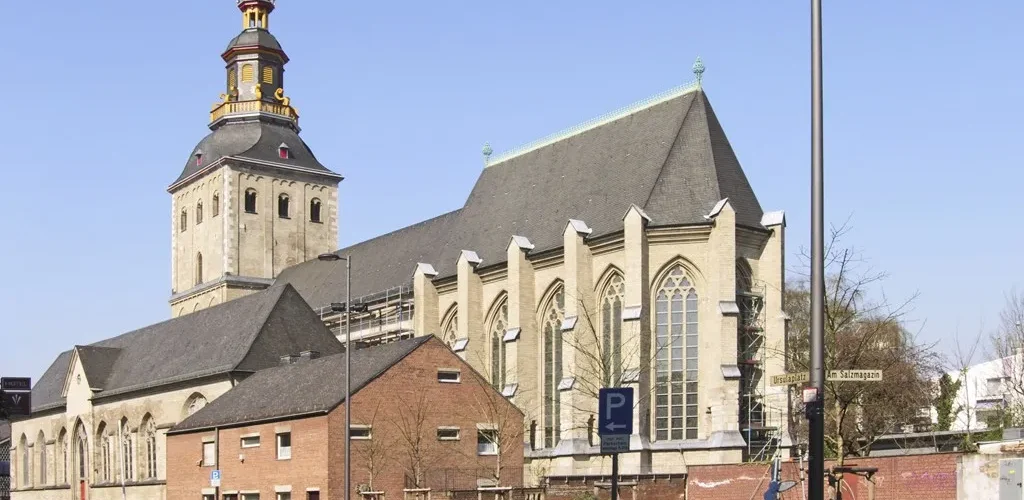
<box><xmin>29</xmin><ymin>284</ymin><xmax>343</xmax><ymax>413</ymax></box>
<box><xmin>173</xmin><ymin>121</ymin><xmax>339</xmax><ymax>187</ymax></box>
<box><xmin>275</xmin><ymin>87</ymin><xmax>764</xmax><ymax>309</ymax></box>
<box><xmin>225</xmin><ymin>29</ymin><xmax>284</xmax><ymax>54</ymax></box>
<box><xmin>171</xmin><ymin>336</ymin><xmax>433</xmax><ymax>432</ymax></box>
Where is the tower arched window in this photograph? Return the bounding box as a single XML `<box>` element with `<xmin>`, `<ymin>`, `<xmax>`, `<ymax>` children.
<box><xmin>244</xmin><ymin>189</ymin><xmax>258</xmax><ymax>214</ymax></box>
<box><xmin>241</xmin><ymin>64</ymin><xmax>254</xmax><ymax>83</ymax></box>
<box><xmin>212</xmin><ymin>193</ymin><xmax>220</xmax><ymax>217</ymax></box>
<box><xmin>196</xmin><ymin>201</ymin><xmax>203</xmax><ymax>225</ymax></box>
<box><xmin>37</xmin><ymin>431</ymin><xmax>47</xmax><ymax>485</ymax></box>
<box><xmin>195</xmin><ymin>253</ymin><xmax>203</xmax><ymax>286</ymax></box>
<box><xmin>654</xmin><ymin>265</ymin><xmax>699</xmax><ymax>440</ymax></box>
<box><xmin>488</xmin><ymin>297</ymin><xmax>509</xmax><ymax>389</ymax></box>
<box><xmin>600</xmin><ymin>272</ymin><xmax>625</xmax><ymax>386</ymax></box>
<box><xmin>278</xmin><ymin>194</ymin><xmax>290</xmax><ymax>218</ymax></box>
<box><xmin>141</xmin><ymin>415</ymin><xmax>157</xmax><ymax>480</ymax></box>
<box><xmin>310</xmin><ymin>198</ymin><xmax>322</xmax><ymax>223</ymax></box>
<box><xmin>120</xmin><ymin>419</ymin><xmax>134</xmax><ymax>482</ymax></box>
<box><xmin>20</xmin><ymin>434</ymin><xmax>30</xmax><ymax>487</ymax></box>
<box><xmin>180</xmin><ymin>209</ymin><xmax>187</xmax><ymax>232</ymax></box>
<box><xmin>541</xmin><ymin>286</ymin><xmax>565</xmax><ymax>449</ymax></box>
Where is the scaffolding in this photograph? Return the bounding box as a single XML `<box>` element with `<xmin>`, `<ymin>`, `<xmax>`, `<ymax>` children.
<box><xmin>738</xmin><ymin>284</ymin><xmax>779</xmax><ymax>462</ymax></box>
<box><xmin>316</xmin><ymin>284</ymin><xmax>416</xmax><ymax>347</ymax></box>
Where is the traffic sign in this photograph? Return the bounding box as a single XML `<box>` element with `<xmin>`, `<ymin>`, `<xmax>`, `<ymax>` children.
<box><xmin>599</xmin><ymin>387</ymin><xmax>633</xmax><ymax>454</ymax></box>
<box><xmin>1</xmin><ymin>377</ymin><xmax>31</xmax><ymax>391</ymax></box>
<box><xmin>1</xmin><ymin>391</ymin><xmax>31</xmax><ymax>416</ymax></box>
<box><xmin>210</xmin><ymin>469</ymin><xmax>221</xmax><ymax>487</ymax></box>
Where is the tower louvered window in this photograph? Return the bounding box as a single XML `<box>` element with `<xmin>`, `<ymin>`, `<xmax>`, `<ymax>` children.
<box><xmin>262</xmin><ymin>66</ymin><xmax>274</xmax><ymax>84</ymax></box>
<box><xmin>228</xmin><ymin>68</ymin><xmax>237</xmax><ymax>89</ymax></box>
<box><xmin>241</xmin><ymin>64</ymin><xmax>254</xmax><ymax>83</ymax></box>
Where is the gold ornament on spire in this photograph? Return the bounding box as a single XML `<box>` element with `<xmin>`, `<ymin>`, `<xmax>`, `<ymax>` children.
<box><xmin>274</xmin><ymin>87</ymin><xmax>290</xmax><ymax>107</ymax></box>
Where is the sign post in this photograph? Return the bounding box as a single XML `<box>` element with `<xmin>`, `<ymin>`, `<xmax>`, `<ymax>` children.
<box><xmin>0</xmin><ymin>376</ymin><xmax>32</xmax><ymax>419</ymax></box>
<box><xmin>599</xmin><ymin>388</ymin><xmax>633</xmax><ymax>500</ymax></box>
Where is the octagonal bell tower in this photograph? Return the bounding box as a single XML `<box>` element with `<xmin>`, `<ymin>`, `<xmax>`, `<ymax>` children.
<box><xmin>167</xmin><ymin>0</ymin><xmax>343</xmax><ymax>317</ymax></box>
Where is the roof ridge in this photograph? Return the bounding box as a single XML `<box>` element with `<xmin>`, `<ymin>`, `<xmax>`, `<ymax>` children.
<box><xmin>487</xmin><ymin>80</ymin><xmax>701</xmax><ymax>167</ymax></box>
<box><xmin>230</xmin><ymin>284</ymin><xmax>290</xmax><ymax>372</ymax></box>
<box><xmin>642</xmin><ymin>90</ymin><xmax>701</xmax><ymax>211</ymax></box>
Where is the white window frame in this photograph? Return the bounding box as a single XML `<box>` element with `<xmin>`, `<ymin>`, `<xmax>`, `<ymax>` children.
<box><xmin>240</xmin><ymin>435</ymin><xmax>261</xmax><ymax>448</ymax></box>
<box><xmin>437</xmin><ymin>369</ymin><xmax>461</xmax><ymax>383</ymax></box>
<box><xmin>202</xmin><ymin>441</ymin><xmax>216</xmax><ymax>467</ymax></box>
<box><xmin>277</xmin><ymin>493</ymin><xmax>292</xmax><ymax>500</ymax></box>
<box><xmin>276</xmin><ymin>433</ymin><xmax>291</xmax><ymax>460</ymax></box>
<box><xmin>436</xmin><ymin>427</ymin><xmax>461</xmax><ymax>441</ymax></box>
<box><xmin>476</xmin><ymin>429</ymin><xmax>498</xmax><ymax>456</ymax></box>
<box><xmin>350</xmin><ymin>426</ymin><xmax>372</xmax><ymax>440</ymax></box>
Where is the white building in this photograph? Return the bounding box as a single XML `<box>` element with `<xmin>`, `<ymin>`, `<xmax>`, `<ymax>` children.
<box><xmin>939</xmin><ymin>355</ymin><xmax>1017</xmax><ymax>432</ymax></box>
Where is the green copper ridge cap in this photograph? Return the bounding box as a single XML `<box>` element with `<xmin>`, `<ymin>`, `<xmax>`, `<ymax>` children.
<box><xmin>487</xmin><ymin>78</ymin><xmax>701</xmax><ymax>167</ymax></box>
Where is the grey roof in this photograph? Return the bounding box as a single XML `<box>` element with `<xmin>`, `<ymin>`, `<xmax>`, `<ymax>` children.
<box><xmin>173</xmin><ymin>121</ymin><xmax>339</xmax><ymax>187</ymax></box>
<box><xmin>30</xmin><ymin>284</ymin><xmax>343</xmax><ymax>413</ymax></box>
<box><xmin>275</xmin><ymin>89</ymin><xmax>763</xmax><ymax>309</ymax></box>
<box><xmin>171</xmin><ymin>336</ymin><xmax>433</xmax><ymax>432</ymax></box>
<box><xmin>225</xmin><ymin>29</ymin><xmax>284</xmax><ymax>54</ymax></box>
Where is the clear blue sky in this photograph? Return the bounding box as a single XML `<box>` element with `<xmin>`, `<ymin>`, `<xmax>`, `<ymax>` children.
<box><xmin>1</xmin><ymin>1</ymin><xmax>1021</xmax><ymax>380</ymax></box>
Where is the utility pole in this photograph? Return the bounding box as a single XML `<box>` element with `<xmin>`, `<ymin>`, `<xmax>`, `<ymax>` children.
<box><xmin>807</xmin><ymin>1</ymin><xmax>826</xmax><ymax>499</ymax></box>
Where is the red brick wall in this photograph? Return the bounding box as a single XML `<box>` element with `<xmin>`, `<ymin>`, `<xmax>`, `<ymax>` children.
<box><xmin>167</xmin><ymin>416</ymin><xmax>330</xmax><ymax>500</ymax></box>
<box><xmin>334</xmin><ymin>337</ymin><xmax>525</xmax><ymax>498</ymax></box>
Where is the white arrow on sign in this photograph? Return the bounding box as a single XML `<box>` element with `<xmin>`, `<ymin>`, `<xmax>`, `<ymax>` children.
<box><xmin>605</xmin><ymin>422</ymin><xmax>629</xmax><ymax>432</ymax></box>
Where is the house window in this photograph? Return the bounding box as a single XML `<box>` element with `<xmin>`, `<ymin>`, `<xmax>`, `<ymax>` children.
<box><xmin>276</xmin><ymin>433</ymin><xmax>291</xmax><ymax>460</ymax></box>
<box><xmin>488</xmin><ymin>298</ymin><xmax>508</xmax><ymax>389</ymax></box>
<box><xmin>601</xmin><ymin>273</ymin><xmax>624</xmax><ymax>386</ymax></box>
<box><xmin>180</xmin><ymin>209</ymin><xmax>188</xmax><ymax>232</ymax></box>
<box><xmin>987</xmin><ymin>377</ymin><xmax>1007</xmax><ymax>396</ymax></box>
<box><xmin>242</xmin><ymin>494</ymin><xmax>259</xmax><ymax>500</ymax></box>
<box><xmin>212</xmin><ymin>193</ymin><xmax>220</xmax><ymax>217</ymax></box>
<box><xmin>276</xmin><ymin>494</ymin><xmax>291</xmax><ymax>500</ymax></box>
<box><xmin>196</xmin><ymin>201</ymin><xmax>204</xmax><ymax>225</ymax></box>
<box><xmin>655</xmin><ymin>265</ymin><xmax>699</xmax><ymax>440</ymax></box>
<box><xmin>476</xmin><ymin>429</ymin><xmax>498</xmax><ymax>455</ymax></box>
<box><xmin>244</xmin><ymin>189</ymin><xmax>258</xmax><ymax>214</ymax></box>
<box><xmin>240</xmin><ymin>436</ymin><xmax>260</xmax><ymax>448</ymax></box>
<box><xmin>437</xmin><ymin>369</ymin><xmax>461</xmax><ymax>383</ymax></box>
<box><xmin>203</xmin><ymin>495</ymin><xmax>216</xmax><ymax>500</ymax></box>
<box><xmin>278</xmin><ymin>194</ymin><xmax>290</xmax><ymax>218</ymax></box>
<box><xmin>309</xmin><ymin>198</ymin><xmax>322</xmax><ymax>223</ymax></box>
<box><xmin>224</xmin><ymin>495</ymin><xmax>239</xmax><ymax>500</ymax></box>
<box><xmin>350</xmin><ymin>426</ymin><xmax>372</xmax><ymax>440</ymax></box>
<box><xmin>437</xmin><ymin>428</ymin><xmax>460</xmax><ymax>441</ymax></box>
<box><xmin>542</xmin><ymin>286</ymin><xmax>565</xmax><ymax>448</ymax></box>
<box><xmin>306</xmin><ymin>492</ymin><xmax>319</xmax><ymax>500</ymax></box>
<box><xmin>202</xmin><ymin>441</ymin><xmax>215</xmax><ymax>467</ymax></box>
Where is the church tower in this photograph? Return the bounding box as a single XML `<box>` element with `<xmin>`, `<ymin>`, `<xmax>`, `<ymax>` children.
<box><xmin>168</xmin><ymin>0</ymin><xmax>342</xmax><ymax>317</ymax></box>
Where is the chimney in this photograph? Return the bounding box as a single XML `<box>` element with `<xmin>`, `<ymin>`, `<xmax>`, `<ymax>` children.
<box><xmin>279</xmin><ymin>354</ymin><xmax>298</xmax><ymax>366</ymax></box>
<box><xmin>299</xmin><ymin>350</ymin><xmax>321</xmax><ymax>361</ymax></box>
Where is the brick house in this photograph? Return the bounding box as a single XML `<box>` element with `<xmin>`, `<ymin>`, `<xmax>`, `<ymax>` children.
<box><xmin>166</xmin><ymin>336</ymin><xmax>524</xmax><ymax>500</ymax></box>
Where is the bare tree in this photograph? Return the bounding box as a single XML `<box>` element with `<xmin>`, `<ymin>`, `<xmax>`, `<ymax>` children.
<box><xmin>460</xmin><ymin>376</ymin><xmax>524</xmax><ymax>495</ymax></box>
<box><xmin>354</xmin><ymin>400</ymin><xmax>393</xmax><ymax>496</ymax></box>
<box><xmin>991</xmin><ymin>290</ymin><xmax>1024</xmax><ymax>427</ymax></box>
<box><xmin>781</xmin><ymin>223</ymin><xmax>941</xmax><ymax>464</ymax></box>
<box><xmin>951</xmin><ymin>333</ymin><xmax>981</xmax><ymax>449</ymax></box>
<box><xmin>389</xmin><ymin>393</ymin><xmax>440</xmax><ymax>496</ymax></box>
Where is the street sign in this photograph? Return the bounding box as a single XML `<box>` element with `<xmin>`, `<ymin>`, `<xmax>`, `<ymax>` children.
<box><xmin>210</xmin><ymin>469</ymin><xmax>221</xmax><ymax>487</ymax></box>
<box><xmin>1</xmin><ymin>377</ymin><xmax>31</xmax><ymax>391</ymax></box>
<box><xmin>770</xmin><ymin>370</ymin><xmax>884</xmax><ymax>386</ymax></box>
<box><xmin>599</xmin><ymin>387</ymin><xmax>633</xmax><ymax>454</ymax></box>
<box><xmin>1</xmin><ymin>391</ymin><xmax>31</xmax><ymax>416</ymax></box>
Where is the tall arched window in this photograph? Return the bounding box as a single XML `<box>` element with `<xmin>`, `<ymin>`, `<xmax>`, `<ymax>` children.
<box><xmin>654</xmin><ymin>265</ymin><xmax>699</xmax><ymax>440</ymax></box>
<box><xmin>278</xmin><ymin>193</ymin><xmax>290</xmax><ymax>218</ymax></box>
<box><xmin>600</xmin><ymin>273</ymin><xmax>625</xmax><ymax>386</ymax></box>
<box><xmin>142</xmin><ymin>415</ymin><xmax>157</xmax><ymax>480</ymax></box>
<box><xmin>58</xmin><ymin>428</ymin><xmax>68</xmax><ymax>485</ymax></box>
<box><xmin>440</xmin><ymin>307</ymin><xmax>458</xmax><ymax>348</ymax></box>
<box><xmin>244</xmin><ymin>189</ymin><xmax>258</xmax><ymax>214</ymax></box>
<box><xmin>75</xmin><ymin>422</ymin><xmax>88</xmax><ymax>482</ymax></box>
<box><xmin>212</xmin><ymin>193</ymin><xmax>220</xmax><ymax>217</ymax></box>
<box><xmin>310</xmin><ymin>198</ymin><xmax>322</xmax><ymax>223</ymax></box>
<box><xmin>96</xmin><ymin>422</ymin><xmax>110</xmax><ymax>482</ymax></box>
<box><xmin>541</xmin><ymin>286</ymin><xmax>565</xmax><ymax>449</ymax></box>
<box><xmin>179</xmin><ymin>209</ymin><xmax>187</xmax><ymax>232</ymax></box>
<box><xmin>183</xmin><ymin>393</ymin><xmax>208</xmax><ymax>419</ymax></box>
<box><xmin>487</xmin><ymin>297</ymin><xmax>509</xmax><ymax>389</ymax></box>
<box><xmin>120</xmin><ymin>419</ymin><xmax>134</xmax><ymax>482</ymax></box>
<box><xmin>195</xmin><ymin>253</ymin><xmax>203</xmax><ymax>286</ymax></box>
<box><xmin>736</xmin><ymin>259</ymin><xmax>753</xmax><ymax>293</ymax></box>
<box><xmin>20</xmin><ymin>434</ymin><xmax>30</xmax><ymax>487</ymax></box>
<box><xmin>196</xmin><ymin>201</ymin><xmax>203</xmax><ymax>225</ymax></box>
<box><xmin>37</xmin><ymin>431</ymin><xmax>47</xmax><ymax>485</ymax></box>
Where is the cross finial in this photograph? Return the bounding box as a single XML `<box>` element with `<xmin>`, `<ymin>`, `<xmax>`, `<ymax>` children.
<box><xmin>692</xmin><ymin>56</ymin><xmax>705</xmax><ymax>86</ymax></box>
<box><xmin>482</xmin><ymin>142</ymin><xmax>493</xmax><ymax>165</ymax></box>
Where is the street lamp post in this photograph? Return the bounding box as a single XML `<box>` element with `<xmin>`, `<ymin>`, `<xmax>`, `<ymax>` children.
<box><xmin>808</xmin><ymin>1</ymin><xmax>826</xmax><ymax>500</ymax></box>
<box><xmin>318</xmin><ymin>252</ymin><xmax>355</xmax><ymax>500</ymax></box>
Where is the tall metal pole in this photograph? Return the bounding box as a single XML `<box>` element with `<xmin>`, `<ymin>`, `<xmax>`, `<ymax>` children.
<box><xmin>808</xmin><ymin>1</ymin><xmax>826</xmax><ymax>499</ymax></box>
<box><xmin>345</xmin><ymin>255</ymin><xmax>352</xmax><ymax>500</ymax></box>
<box><xmin>611</xmin><ymin>453</ymin><xmax>619</xmax><ymax>500</ymax></box>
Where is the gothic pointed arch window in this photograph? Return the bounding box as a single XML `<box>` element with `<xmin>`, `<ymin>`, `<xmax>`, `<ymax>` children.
<box><xmin>141</xmin><ymin>415</ymin><xmax>157</xmax><ymax>479</ymax></box>
<box><xmin>180</xmin><ymin>208</ymin><xmax>187</xmax><ymax>232</ymax></box>
<box><xmin>58</xmin><ymin>428</ymin><xmax>68</xmax><ymax>485</ymax></box>
<box><xmin>736</xmin><ymin>259</ymin><xmax>753</xmax><ymax>294</ymax></box>
<box><xmin>195</xmin><ymin>253</ymin><xmax>203</xmax><ymax>286</ymax></box>
<box><xmin>212</xmin><ymin>193</ymin><xmax>220</xmax><ymax>217</ymax></box>
<box><xmin>244</xmin><ymin>188</ymin><xmax>258</xmax><ymax>214</ymax></box>
<box><xmin>37</xmin><ymin>431</ymin><xmax>47</xmax><ymax>485</ymax></box>
<box><xmin>654</xmin><ymin>265</ymin><xmax>699</xmax><ymax>440</ymax></box>
<box><xmin>19</xmin><ymin>434</ymin><xmax>30</xmax><ymax>487</ymax></box>
<box><xmin>120</xmin><ymin>419</ymin><xmax>134</xmax><ymax>482</ymax></box>
<box><xmin>96</xmin><ymin>421</ymin><xmax>111</xmax><ymax>482</ymax></box>
<box><xmin>440</xmin><ymin>306</ymin><xmax>459</xmax><ymax>349</ymax></box>
<box><xmin>310</xmin><ymin>198</ymin><xmax>322</xmax><ymax>223</ymax></box>
<box><xmin>196</xmin><ymin>201</ymin><xmax>203</xmax><ymax>225</ymax></box>
<box><xmin>600</xmin><ymin>272</ymin><xmax>625</xmax><ymax>386</ymax></box>
<box><xmin>183</xmin><ymin>393</ymin><xmax>208</xmax><ymax>419</ymax></box>
<box><xmin>541</xmin><ymin>285</ymin><xmax>565</xmax><ymax>449</ymax></box>
<box><xmin>278</xmin><ymin>193</ymin><xmax>290</xmax><ymax>218</ymax></box>
<box><xmin>487</xmin><ymin>296</ymin><xmax>509</xmax><ymax>389</ymax></box>
<box><xmin>74</xmin><ymin>421</ymin><xmax>88</xmax><ymax>483</ymax></box>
